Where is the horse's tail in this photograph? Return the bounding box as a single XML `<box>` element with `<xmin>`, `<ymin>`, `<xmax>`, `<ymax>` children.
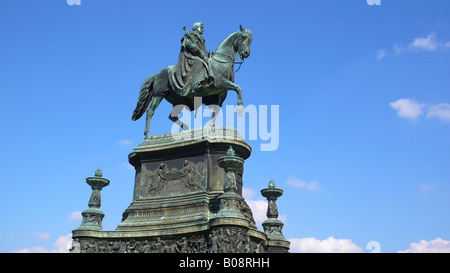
<box><xmin>131</xmin><ymin>75</ymin><xmax>154</xmax><ymax>121</ymax></box>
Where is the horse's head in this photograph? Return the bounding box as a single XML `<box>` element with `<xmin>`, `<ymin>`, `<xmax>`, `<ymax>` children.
<box><xmin>237</xmin><ymin>25</ymin><xmax>252</xmax><ymax>59</ymax></box>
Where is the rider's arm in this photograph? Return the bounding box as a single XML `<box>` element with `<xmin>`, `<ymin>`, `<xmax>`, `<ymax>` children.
<box><xmin>183</xmin><ymin>34</ymin><xmax>206</xmax><ymax>60</ymax></box>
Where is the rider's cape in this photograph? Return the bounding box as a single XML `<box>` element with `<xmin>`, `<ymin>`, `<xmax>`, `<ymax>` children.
<box><xmin>168</xmin><ymin>31</ymin><xmax>212</xmax><ymax>97</ymax></box>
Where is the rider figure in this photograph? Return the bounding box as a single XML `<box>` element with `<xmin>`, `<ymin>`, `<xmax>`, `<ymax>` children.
<box><xmin>184</xmin><ymin>22</ymin><xmax>208</xmax><ymax>64</ymax></box>
<box><xmin>173</xmin><ymin>22</ymin><xmax>214</xmax><ymax>96</ymax></box>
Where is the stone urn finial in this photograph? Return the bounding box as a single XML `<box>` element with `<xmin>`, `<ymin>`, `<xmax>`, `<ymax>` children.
<box><xmin>76</xmin><ymin>168</ymin><xmax>110</xmax><ymax>231</ymax></box>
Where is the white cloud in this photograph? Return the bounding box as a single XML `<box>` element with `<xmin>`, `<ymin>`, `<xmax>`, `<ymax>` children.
<box><xmin>51</xmin><ymin>234</ymin><xmax>73</xmax><ymax>253</ymax></box>
<box><xmin>287</xmin><ymin>176</ymin><xmax>321</xmax><ymax>191</ymax></box>
<box><xmin>34</xmin><ymin>232</ymin><xmax>50</xmax><ymax>239</ymax></box>
<box><xmin>242</xmin><ymin>188</ymin><xmax>256</xmax><ymax>199</ymax></box>
<box><xmin>246</xmin><ymin>199</ymin><xmax>268</xmax><ymax>227</ymax></box>
<box><xmin>426</xmin><ymin>103</ymin><xmax>450</xmax><ymax>122</ymax></box>
<box><xmin>117</xmin><ymin>139</ymin><xmax>132</xmax><ymax>146</ymax></box>
<box><xmin>69</xmin><ymin>211</ymin><xmax>82</xmax><ymax>221</ymax></box>
<box><xmin>289</xmin><ymin>237</ymin><xmax>363</xmax><ymax>253</ymax></box>
<box><xmin>409</xmin><ymin>33</ymin><xmax>438</xmax><ymax>51</ymax></box>
<box><xmin>398</xmin><ymin>238</ymin><xmax>450</xmax><ymax>253</ymax></box>
<box><xmin>10</xmin><ymin>234</ymin><xmax>73</xmax><ymax>253</ymax></box>
<box><xmin>389</xmin><ymin>98</ymin><xmax>426</xmax><ymax>120</ymax></box>
<box><xmin>377</xmin><ymin>32</ymin><xmax>450</xmax><ymax>59</ymax></box>
<box><xmin>390</xmin><ymin>99</ymin><xmax>450</xmax><ymax>123</ymax></box>
<box><xmin>243</xmin><ymin>188</ymin><xmax>267</xmax><ymax>226</ymax></box>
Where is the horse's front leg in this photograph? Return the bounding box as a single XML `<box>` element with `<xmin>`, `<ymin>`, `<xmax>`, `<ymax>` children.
<box><xmin>220</xmin><ymin>79</ymin><xmax>244</xmax><ymax>116</ymax></box>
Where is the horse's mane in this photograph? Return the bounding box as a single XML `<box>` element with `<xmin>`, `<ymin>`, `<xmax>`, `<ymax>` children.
<box><xmin>215</xmin><ymin>31</ymin><xmax>240</xmax><ymax>52</ymax></box>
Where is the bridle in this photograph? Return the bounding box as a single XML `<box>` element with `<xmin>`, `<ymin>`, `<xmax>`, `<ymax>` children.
<box><xmin>212</xmin><ymin>52</ymin><xmax>245</xmax><ymax>73</ymax></box>
<box><xmin>211</xmin><ymin>33</ymin><xmax>247</xmax><ymax>73</ymax></box>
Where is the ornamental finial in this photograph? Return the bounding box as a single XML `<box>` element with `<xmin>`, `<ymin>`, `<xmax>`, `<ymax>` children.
<box><xmin>95</xmin><ymin>167</ymin><xmax>103</xmax><ymax>177</ymax></box>
<box><xmin>226</xmin><ymin>146</ymin><xmax>235</xmax><ymax>156</ymax></box>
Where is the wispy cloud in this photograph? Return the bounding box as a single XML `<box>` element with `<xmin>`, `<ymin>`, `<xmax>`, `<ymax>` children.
<box><xmin>287</xmin><ymin>176</ymin><xmax>321</xmax><ymax>191</ymax></box>
<box><xmin>390</xmin><ymin>99</ymin><xmax>450</xmax><ymax>123</ymax></box>
<box><xmin>418</xmin><ymin>183</ymin><xmax>433</xmax><ymax>191</ymax></box>
<box><xmin>427</xmin><ymin>103</ymin><xmax>450</xmax><ymax>122</ymax></box>
<box><xmin>34</xmin><ymin>232</ymin><xmax>50</xmax><ymax>239</ymax></box>
<box><xmin>393</xmin><ymin>43</ymin><xmax>408</xmax><ymax>55</ymax></box>
<box><xmin>117</xmin><ymin>139</ymin><xmax>132</xmax><ymax>146</ymax></box>
<box><xmin>11</xmin><ymin>246</ymin><xmax>49</xmax><ymax>253</ymax></box>
<box><xmin>377</xmin><ymin>32</ymin><xmax>450</xmax><ymax>60</ymax></box>
<box><xmin>418</xmin><ymin>180</ymin><xmax>442</xmax><ymax>192</ymax></box>
<box><xmin>376</xmin><ymin>49</ymin><xmax>387</xmax><ymax>60</ymax></box>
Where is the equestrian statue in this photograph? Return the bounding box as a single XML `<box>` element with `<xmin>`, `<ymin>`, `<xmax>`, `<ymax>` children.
<box><xmin>131</xmin><ymin>23</ymin><xmax>253</xmax><ymax>140</ymax></box>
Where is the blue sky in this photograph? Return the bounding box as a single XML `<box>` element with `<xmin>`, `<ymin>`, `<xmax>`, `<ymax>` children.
<box><xmin>1</xmin><ymin>0</ymin><xmax>449</xmax><ymax>253</ymax></box>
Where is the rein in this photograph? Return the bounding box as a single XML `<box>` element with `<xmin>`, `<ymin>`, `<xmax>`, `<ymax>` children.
<box><xmin>211</xmin><ymin>52</ymin><xmax>245</xmax><ymax>73</ymax></box>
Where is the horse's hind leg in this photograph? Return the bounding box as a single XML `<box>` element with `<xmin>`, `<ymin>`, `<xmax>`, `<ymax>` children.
<box><xmin>144</xmin><ymin>96</ymin><xmax>163</xmax><ymax>140</ymax></box>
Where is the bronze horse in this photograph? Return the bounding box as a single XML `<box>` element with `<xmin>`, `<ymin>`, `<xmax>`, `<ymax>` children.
<box><xmin>132</xmin><ymin>25</ymin><xmax>252</xmax><ymax>140</ymax></box>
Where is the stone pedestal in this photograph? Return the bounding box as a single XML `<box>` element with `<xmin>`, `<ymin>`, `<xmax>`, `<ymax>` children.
<box><xmin>71</xmin><ymin>127</ymin><xmax>288</xmax><ymax>253</ymax></box>
<box><xmin>117</xmin><ymin>126</ymin><xmax>252</xmax><ymax>235</ymax></box>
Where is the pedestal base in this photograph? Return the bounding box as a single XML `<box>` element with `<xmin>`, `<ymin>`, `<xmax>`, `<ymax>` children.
<box><xmin>262</xmin><ymin>219</ymin><xmax>291</xmax><ymax>253</ymax></box>
<box><xmin>72</xmin><ymin>127</ymin><xmax>279</xmax><ymax>253</ymax></box>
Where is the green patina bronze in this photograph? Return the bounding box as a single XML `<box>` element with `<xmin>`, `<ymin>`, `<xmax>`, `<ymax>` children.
<box><xmin>131</xmin><ymin>24</ymin><xmax>252</xmax><ymax>140</ymax></box>
<box><xmin>261</xmin><ymin>180</ymin><xmax>291</xmax><ymax>252</ymax></box>
<box><xmin>71</xmin><ymin>23</ymin><xmax>290</xmax><ymax>253</ymax></box>
<box><xmin>77</xmin><ymin>168</ymin><xmax>110</xmax><ymax>231</ymax></box>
